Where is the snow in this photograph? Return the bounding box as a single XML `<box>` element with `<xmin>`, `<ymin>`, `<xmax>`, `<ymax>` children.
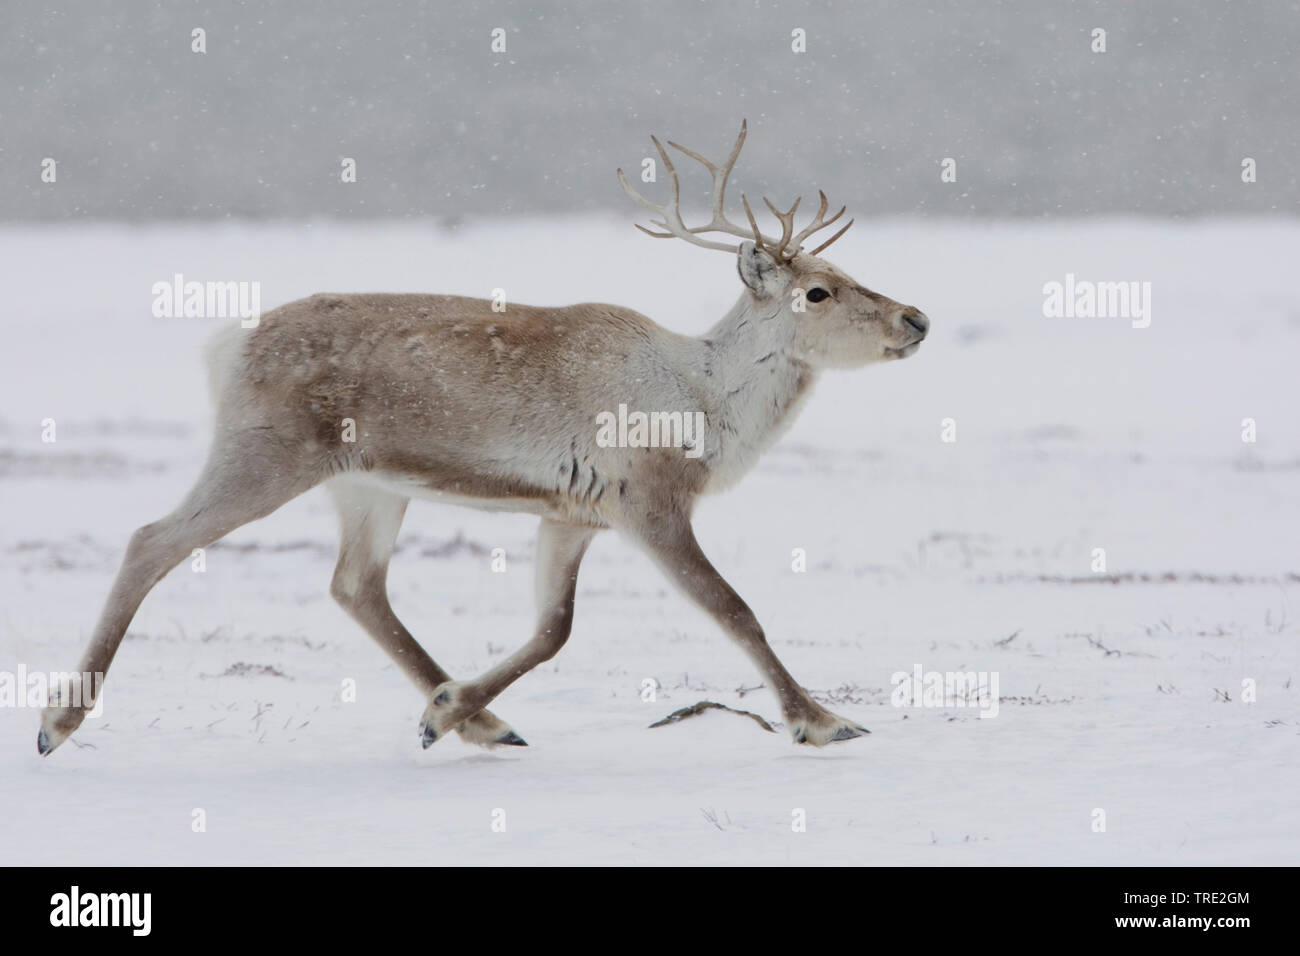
<box><xmin>1</xmin><ymin>217</ymin><xmax>1297</xmax><ymax>864</ymax></box>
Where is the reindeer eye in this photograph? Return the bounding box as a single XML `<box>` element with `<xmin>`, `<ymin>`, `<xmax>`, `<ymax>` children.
<box><xmin>806</xmin><ymin>287</ymin><xmax>830</xmax><ymax>303</ymax></box>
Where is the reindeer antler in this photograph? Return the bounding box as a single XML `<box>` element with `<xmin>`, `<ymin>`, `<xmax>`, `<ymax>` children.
<box><xmin>792</xmin><ymin>190</ymin><xmax>853</xmax><ymax>257</ymax></box>
<box><xmin>617</xmin><ymin>121</ymin><xmax>853</xmax><ymax>260</ymax></box>
<box><xmin>617</xmin><ymin>121</ymin><xmax>773</xmax><ymax>252</ymax></box>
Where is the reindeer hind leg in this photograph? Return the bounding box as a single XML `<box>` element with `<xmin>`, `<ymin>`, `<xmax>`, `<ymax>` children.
<box><xmin>39</xmin><ymin>428</ymin><xmax>319</xmax><ymax>755</ymax></box>
<box><xmin>326</xmin><ymin>478</ymin><xmax>525</xmax><ymax>749</ymax></box>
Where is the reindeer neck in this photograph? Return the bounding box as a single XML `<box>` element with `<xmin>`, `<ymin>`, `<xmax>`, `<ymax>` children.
<box><xmin>693</xmin><ymin>293</ymin><xmax>818</xmax><ymax>489</ymax></box>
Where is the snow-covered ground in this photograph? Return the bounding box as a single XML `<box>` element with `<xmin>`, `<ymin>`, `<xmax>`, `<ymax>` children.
<box><xmin>1</xmin><ymin>217</ymin><xmax>1297</xmax><ymax>865</ymax></box>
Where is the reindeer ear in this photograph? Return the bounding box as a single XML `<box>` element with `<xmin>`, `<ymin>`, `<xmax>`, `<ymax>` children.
<box><xmin>737</xmin><ymin>241</ymin><xmax>783</xmax><ymax>298</ymax></box>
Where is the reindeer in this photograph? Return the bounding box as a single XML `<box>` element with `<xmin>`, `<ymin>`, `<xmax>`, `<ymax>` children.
<box><xmin>38</xmin><ymin>121</ymin><xmax>929</xmax><ymax>756</ymax></box>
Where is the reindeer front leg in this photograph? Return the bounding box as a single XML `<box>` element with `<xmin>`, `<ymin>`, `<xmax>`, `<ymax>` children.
<box><xmin>419</xmin><ymin>518</ymin><xmax>595</xmax><ymax>748</ymax></box>
<box><xmin>631</xmin><ymin>511</ymin><xmax>868</xmax><ymax>746</ymax></box>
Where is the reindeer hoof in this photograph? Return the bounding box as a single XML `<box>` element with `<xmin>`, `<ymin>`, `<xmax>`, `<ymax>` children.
<box><xmin>495</xmin><ymin>730</ymin><xmax>528</xmax><ymax>747</ymax></box>
<box><xmin>831</xmin><ymin>725</ymin><xmax>870</xmax><ymax>741</ymax></box>
<box><xmin>790</xmin><ymin>712</ymin><xmax>871</xmax><ymax>746</ymax></box>
<box><xmin>420</xmin><ymin>724</ymin><xmax>439</xmax><ymax>749</ymax></box>
<box><xmin>37</xmin><ymin>708</ymin><xmax>81</xmax><ymax>756</ymax></box>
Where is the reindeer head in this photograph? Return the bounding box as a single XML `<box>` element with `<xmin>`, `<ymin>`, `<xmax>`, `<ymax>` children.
<box><xmin>619</xmin><ymin>121</ymin><xmax>929</xmax><ymax>369</ymax></box>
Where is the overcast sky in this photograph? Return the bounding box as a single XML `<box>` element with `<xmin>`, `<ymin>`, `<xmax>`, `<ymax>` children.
<box><xmin>4</xmin><ymin>0</ymin><xmax>1296</xmax><ymax>220</ymax></box>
